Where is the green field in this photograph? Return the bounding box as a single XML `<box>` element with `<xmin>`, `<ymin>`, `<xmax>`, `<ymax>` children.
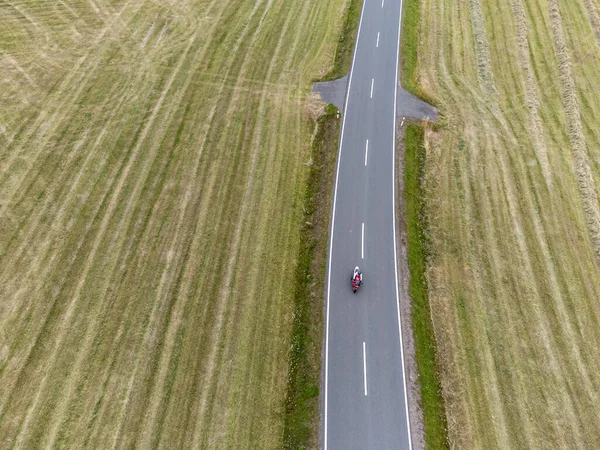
<box><xmin>415</xmin><ymin>0</ymin><xmax>600</xmax><ymax>447</ymax></box>
<box><xmin>0</xmin><ymin>0</ymin><xmax>346</xmax><ymax>447</ymax></box>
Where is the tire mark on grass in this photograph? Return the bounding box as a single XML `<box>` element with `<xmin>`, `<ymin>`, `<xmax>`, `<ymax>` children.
<box><xmin>0</xmin><ymin>52</ymin><xmax>36</xmax><ymax>87</ymax></box>
<box><xmin>509</xmin><ymin>0</ymin><xmax>552</xmax><ymax>187</ymax></box>
<box><xmin>111</xmin><ymin>1</ymin><xmax>278</xmax><ymax>447</ymax></box>
<box><xmin>0</xmin><ymin>63</ymin><xmax>126</xmax><ymax>418</ymax></box>
<box><xmin>77</xmin><ymin>4</ymin><xmax>258</xmax><ymax>445</ymax></box>
<box><xmin>467</xmin><ymin>0</ymin><xmax>498</xmax><ymax>96</ymax></box>
<box><xmin>162</xmin><ymin>115</ymin><xmax>255</xmax><ymax>449</ymax></box>
<box><xmin>224</xmin><ymin>0</ymin><xmax>316</xmax><ymax>443</ymax></box>
<box><xmin>190</xmin><ymin>1</ymin><xmax>314</xmax><ymax>447</ymax></box>
<box><xmin>425</xmin><ymin>130</ymin><xmax>475</xmax><ymax>447</ymax></box>
<box><xmin>460</xmin><ymin>132</ymin><xmax>511</xmax><ymax>449</ymax></box>
<box><xmin>494</xmin><ymin>134</ymin><xmax>585</xmax><ymax>448</ymax></box>
<box><xmin>1</xmin><ymin>0</ymin><xmax>54</xmax><ymax>46</ymax></box>
<box><xmin>38</xmin><ymin>76</ymin><xmax>162</xmax><ymax>450</ymax></box>
<box><xmin>0</xmin><ymin>79</ymin><xmax>130</xmax><ymax>310</ymax></box>
<box><xmin>583</xmin><ymin>0</ymin><xmax>600</xmax><ymax>49</ymax></box>
<box><xmin>0</xmin><ymin>5</ymin><xmax>140</xmax><ymax>223</ymax></box>
<box><xmin>0</xmin><ymin>0</ymin><xmax>143</xmax><ymax>210</ymax></box>
<box><xmin>0</xmin><ymin>23</ymin><xmax>166</xmax><ymax>400</ymax></box>
<box><xmin>549</xmin><ymin>0</ymin><xmax>600</xmax><ymax>266</ymax></box>
<box><xmin>56</xmin><ymin>32</ymin><xmax>203</xmax><ymax>447</ymax></box>
<box><xmin>75</xmin><ymin>98</ymin><xmax>212</xmax><ymax>448</ymax></box>
<box><xmin>0</xmin><ymin>55</ymin><xmax>96</xmax><ymax>209</ymax></box>
<box><xmin>114</xmin><ymin>6</ymin><xmax>267</xmax><ymax>449</ymax></box>
<box><xmin>10</xmin><ymin>32</ymin><xmax>198</xmax><ymax>450</ymax></box>
<box><xmin>0</xmin><ymin>9</ymin><xmax>185</xmax><ymax>318</ymax></box>
<box><xmin>0</xmin><ymin>110</ymin><xmax>143</xmax><ymax>445</ymax></box>
<box><xmin>153</xmin><ymin>108</ymin><xmax>260</xmax><ymax>446</ymax></box>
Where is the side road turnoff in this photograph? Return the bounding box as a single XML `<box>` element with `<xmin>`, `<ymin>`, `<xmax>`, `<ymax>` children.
<box><xmin>320</xmin><ymin>0</ymin><xmax>420</xmax><ymax>448</ymax></box>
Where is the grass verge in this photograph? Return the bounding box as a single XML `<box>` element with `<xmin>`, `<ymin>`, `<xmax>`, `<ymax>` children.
<box><xmin>400</xmin><ymin>0</ymin><xmax>434</xmax><ymax>104</ymax></box>
<box><xmin>404</xmin><ymin>124</ymin><xmax>448</xmax><ymax>449</ymax></box>
<box><xmin>283</xmin><ymin>104</ymin><xmax>339</xmax><ymax>449</ymax></box>
<box><xmin>283</xmin><ymin>0</ymin><xmax>366</xmax><ymax>444</ymax></box>
<box><xmin>401</xmin><ymin>0</ymin><xmax>447</xmax><ymax>445</ymax></box>
<box><xmin>319</xmin><ymin>0</ymin><xmax>364</xmax><ymax>81</ymax></box>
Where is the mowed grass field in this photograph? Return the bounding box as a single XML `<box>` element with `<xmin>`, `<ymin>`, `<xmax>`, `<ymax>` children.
<box><xmin>415</xmin><ymin>0</ymin><xmax>600</xmax><ymax>447</ymax></box>
<box><xmin>0</xmin><ymin>0</ymin><xmax>344</xmax><ymax>447</ymax></box>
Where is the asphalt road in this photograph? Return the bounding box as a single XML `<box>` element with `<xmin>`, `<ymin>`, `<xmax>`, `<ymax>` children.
<box><xmin>322</xmin><ymin>0</ymin><xmax>412</xmax><ymax>448</ymax></box>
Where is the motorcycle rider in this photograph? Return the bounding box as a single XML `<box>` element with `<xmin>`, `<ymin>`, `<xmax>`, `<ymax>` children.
<box><xmin>352</xmin><ymin>268</ymin><xmax>363</xmax><ymax>287</ymax></box>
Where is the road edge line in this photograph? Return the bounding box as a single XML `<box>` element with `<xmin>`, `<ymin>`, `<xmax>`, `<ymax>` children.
<box><xmin>393</xmin><ymin>0</ymin><xmax>414</xmax><ymax>448</ymax></box>
<box><xmin>323</xmin><ymin>0</ymin><xmax>368</xmax><ymax>448</ymax></box>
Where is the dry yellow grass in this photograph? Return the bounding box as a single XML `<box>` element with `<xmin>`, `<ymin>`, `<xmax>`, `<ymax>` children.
<box><xmin>416</xmin><ymin>0</ymin><xmax>600</xmax><ymax>447</ymax></box>
<box><xmin>0</xmin><ymin>0</ymin><xmax>346</xmax><ymax>447</ymax></box>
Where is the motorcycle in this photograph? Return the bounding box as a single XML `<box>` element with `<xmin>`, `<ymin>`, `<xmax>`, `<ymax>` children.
<box><xmin>351</xmin><ymin>266</ymin><xmax>363</xmax><ymax>293</ymax></box>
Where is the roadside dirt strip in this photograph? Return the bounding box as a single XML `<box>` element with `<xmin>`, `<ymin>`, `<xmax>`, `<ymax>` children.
<box><xmin>417</xmin><ymin>0</ymin><xmax>600</xmax><ymax>447</ymax></box>
<box><xmin>0</xmin><ymin>0</ymin><xmax>348</xmax><ymax>448</ymax></box>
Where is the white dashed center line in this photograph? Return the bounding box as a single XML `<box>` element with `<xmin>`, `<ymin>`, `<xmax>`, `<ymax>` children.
<box><xmin>365</xmin><ymin>139</ymin><xmax>369</xmax><ymax>166</ymax></box>
<box><xmin>363</xmin><ymin>342</ymin><xmax>368</xmax><ymax>396</ymax></box>
<box><xmin>361</xmin><ymin>222</ymin><xmax>365</xmax><ymax>259</ymax></box>
<box><xmin>381</xmin><ymin>0</ymin><xmax>384</xmax><ymax>7</ymax></box>
<box><xmin>376</xmin><ymin>32</ymin><xmax>380</xmax><ymax>48</ymax></box>
<box><xmin>370</xmin><ymin>78</ymin><xmax>374</xmax><ymax>98</ymax></box>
